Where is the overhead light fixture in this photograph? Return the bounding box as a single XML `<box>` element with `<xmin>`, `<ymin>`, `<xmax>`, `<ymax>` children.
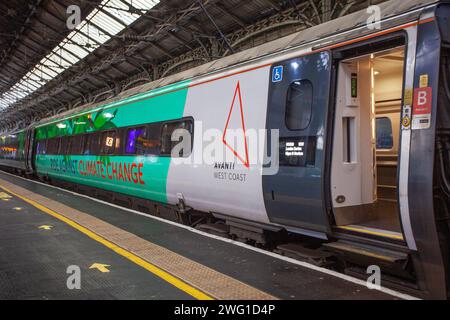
<box><xmin>374</xmin><ymin>71</ymin><xmax>380</xmax><ymax>75</ymax></box>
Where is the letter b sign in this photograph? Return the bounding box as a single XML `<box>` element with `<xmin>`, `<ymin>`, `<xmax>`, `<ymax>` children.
<box><xmin>413</xmin><ymin>87</ymin><xmax>432</xmax><ymax>115</ymax></box>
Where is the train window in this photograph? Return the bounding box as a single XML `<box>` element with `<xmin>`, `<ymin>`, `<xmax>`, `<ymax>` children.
<box><xmin>81</xmin><ymin>134</ymin><xmax>88</xmax><ymax>154</ymax></box>
<box><xmin>60</xmin><ymin>137</ymin><xmax>69</xmax><ymax>155</ymax></box>
<box><xmin>114</xmin><ymin>131</ymin><xmax>122</xmax><ymax>155</ymax></box>
<box><xmin>285</xmin><ymin>80</ymin><xmax>313</xmax><ymax>130</ymax></box>
<box><xmin>160</xmin><ymin>119</ymin><xmax>193</xmax><ymax>157</ymax></box>
<box><xmin>71</xmin><ymin>135</ymin><xmax>84</xmax><ymax>155</ymax></box>
<box><xmin>83</xmin><ymin>135</ymin><xmax>91</xmax><ymax>155</ymax></box>
<box><xmin>36</xmin><ymin>140</ymin><xmax>47</xmax><ymax>155</ymax></box>
<box><xmin>125</xmin><ymin>123</ymin><xmax>161</xmax><ymax>156</ymax></box>
<box><xmin>83</xmin><ymin>133</ymin><xmax>100</xmax><ymax>155</ymax></box>
<box><xmin>56</xmin><ymin>138</ymin><xmax>63</xmax><ymax>154</ymax></box>
<box><xmin>92</xmin><ymin>133</ymin><xmax>102</xmax><ymax>155</ymax></box>
<box><xmin>46</xmin><ymin>138</ymin><xmax>53</xmax><ymax>154</ymax></box>
<box><xmin>376</xmin><ymin>117</ymin><xmax>393</xmax><ymax>149</ymax></box>
<box><xmin>125</xmin><ymin>127</ymin><xmax>145</xmax><ymax>154</ymax></box>
<box><xmin>125</xmin><ymin>127</ymin><xmax>147</xmax><ymax>155</ymax></box>
<box><xmin>47</xmin><ymin>138</ymin><xmax>60</xmax><ymax>154</ymax></box>
<box><xmin>143</xmin><ymin>123</ymin><xmax>161</xmax><ymax>155</ymax></box>
<box><xmin>66</xmin><ymin>137</ymin><xmax>74</xmax><ymax>155</ymax></box>
<box><xmin>101</xmin><ymin>131</ymin><xmax>116</xmax><ymax>155</ymax></box>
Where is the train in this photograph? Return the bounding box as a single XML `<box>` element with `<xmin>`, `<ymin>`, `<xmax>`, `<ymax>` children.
<box><xmin>1</xmin><ymin>0</ymin><xmax>449</xmax><ymax>299</ymax></box>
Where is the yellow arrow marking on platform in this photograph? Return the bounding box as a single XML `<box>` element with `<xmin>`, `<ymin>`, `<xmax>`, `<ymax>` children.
<box><xmin>38</xmin><ymin>225</ymin><xmax>53</xmax><ymax>230</ymax></box>
<box><xmin>0</xmin><ymin>192</ymin><xmax>11</xmax><ymax>199</ymax></box>
<box><xmin>13</xmin><ymin>207</ymin><xmax>22</xmax><ymax>211</ymax></box>
<box><xmin>89</xmin><ymin>263</ymin><xmax>111</xmax><ymax>273</ymax></box>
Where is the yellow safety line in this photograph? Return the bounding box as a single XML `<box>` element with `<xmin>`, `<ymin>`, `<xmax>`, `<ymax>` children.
<box><xmin>337</xmin><ymin>225</ymin><xmax>404</xmax><ymax>240</ymax></box>
<box><xmin>0</xmin><ymin>184</ymin><xmax>213</xmax><ymax>300</ymax></box>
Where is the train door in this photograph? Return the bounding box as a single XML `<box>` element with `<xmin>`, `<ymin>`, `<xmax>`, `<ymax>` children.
<box><xmin>263</xmin><ymin>51</ymin><xmax>332</xmax><ymax>234</ymax></box>
<box><xmin>330</xmin><ymin>42</ymin><xmax>406</xmax><ymax>241</ymax></box>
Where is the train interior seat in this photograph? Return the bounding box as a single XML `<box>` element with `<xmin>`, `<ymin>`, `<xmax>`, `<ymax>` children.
<box><xmin>331</xmin><ymin>47</ymin><xmax>405</xmax><ymax>239</ymax></box>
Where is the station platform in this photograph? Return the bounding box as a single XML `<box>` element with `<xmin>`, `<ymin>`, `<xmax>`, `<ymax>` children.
<box><xmin>0</xmin><ymin>171</ymin><xmax>415</xmax><ymax>300</ymax></box>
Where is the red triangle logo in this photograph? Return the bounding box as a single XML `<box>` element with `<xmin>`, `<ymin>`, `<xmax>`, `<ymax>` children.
<box><xmin>222</xmin><ymin>81</ymin><xmax>250</xmax><ymax>168</ymax></box>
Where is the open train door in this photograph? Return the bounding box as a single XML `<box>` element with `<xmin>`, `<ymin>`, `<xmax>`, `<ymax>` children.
<box><xmin>25</xmin><ymin>127</ymin><xmax>35</xmax><ymax>174</ymax></box>
<box><xmin>263</xmin><ymin>51</ymin><xmax>332</xmax><ymax>235</ymax></box>
<box><xmin>329</xmin><ymin>35</ymin><xmax>407</xmax><ymax>242</ymax></box>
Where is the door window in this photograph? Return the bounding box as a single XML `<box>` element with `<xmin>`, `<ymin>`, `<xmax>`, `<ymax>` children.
<box><xmin>285</xmin><ymin>80</ymin><xmax>313</xmax><ymax>130</ymax></box>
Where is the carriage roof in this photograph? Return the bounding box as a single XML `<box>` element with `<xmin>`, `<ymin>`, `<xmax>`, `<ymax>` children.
<box><xmin>35</xmin><ymin>0</ymin><xmax>439</xmax><ymax>128</ymax></box>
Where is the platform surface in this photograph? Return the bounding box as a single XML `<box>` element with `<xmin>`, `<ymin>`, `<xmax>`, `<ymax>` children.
<box><xmin>0</xmin><ymin>171</ymin><xmax>412</xmax><ymax>300</ymax></box>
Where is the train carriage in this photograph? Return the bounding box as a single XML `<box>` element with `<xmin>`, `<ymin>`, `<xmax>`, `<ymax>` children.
<box><xmin>0</xmin><ymin>0</ymin><xmax>449</xmax><ymax>299</ymax></box>
<box><xmin>0</xmin><ymin>130</ymin><xmax>28</xmax><ymax>171</ymax></box>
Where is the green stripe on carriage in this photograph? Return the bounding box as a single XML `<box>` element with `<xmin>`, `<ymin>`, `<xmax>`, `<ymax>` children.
<box><xmin>35</xmin><ymin>79</ymin><xmax>191</xmax><ymax>140</ymax></box>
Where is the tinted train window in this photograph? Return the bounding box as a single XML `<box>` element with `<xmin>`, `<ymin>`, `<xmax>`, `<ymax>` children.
<box><xmin>67</xmin><ymin>137</ymin><xmax>74</xmax><ymax>155</ymax></box>
<box><xmin>60</xmin><ymin>137</ymin><xmax>69</xmax><ymax>154</ymax></box>
<box><xmin>125</xmin><ymin>127</ymin><xmax>145</xmax><ymax>154</ymax></box>
<box><xmin>101</xmin><ymin>131</ymin><xmax>116</xmax><ymax>155</ymax></box>
<box><xmin>47</xmin><ymin>138</ymin><xmax>60</xmax><ymax>154</ymax></box>
<box><xmin>125</xmin><ymin>124</ymin><xmax>160</xmax><ymax>156</ymax></box>
<box><xmin>56</xmin><ymin>138</ymin><xmax>62</xmax><ymax>154</ymax></box>
<box><xmin>160</xmin><ymin>119</ymin><xmax>193</xmax><ymax>157</ymax></box>
<box><xmin>70</xmin><ymin>135</ymin><xmax>84</xmax><ymax>155</ymax></box>
<box><xmin>83</xmin><ymin>133</ymin><xmax>100</xmax><ymax>155</ymax></box>
<box><xmin>37</xmin><ymin>140</ymin><xmax>47</xmax><ymax>155</ymax></box>
<box><xmin>92</xmin><ymin>133</ymin><xmax>102</xmax><ymax>155</ymax></box>
<box><xmin>285</xmin><ymin>80</ymin><xmax>313</xmax><ymax>130</ymax></box>
<box><xmin>114</xmin><ymin>131</ymin><xmax>122</xmax><ymax>154</ymax></box>
<box><xmin>376</xmin><ymin>117</ymin><xmax>393</xmax><ymax>149</ymax></box>
<box><xmin>141</xmin><ymin>123</ymin><xmax>161</xmax><ymax>155</ymax></box>
<box><xmin>48</xmin><ymin>138</ymin><xmax>54</xmax><ymax>154</ymax></box>
<box><xmin>83</xmin><ymin>135</ymin><xmax>91</xmax><ymax>155</ymax></box>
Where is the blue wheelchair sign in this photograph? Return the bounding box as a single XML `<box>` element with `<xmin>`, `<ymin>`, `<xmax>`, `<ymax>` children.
<box><xmin>272</xmin><ymin>66</ymin><xmax>283</xmax><ymax>83</ymax></box>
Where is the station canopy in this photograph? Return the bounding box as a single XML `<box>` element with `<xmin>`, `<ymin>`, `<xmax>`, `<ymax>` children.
<box><xmin>0</xmin><ymin>0</ymin><xmax>159</xmax><ymax>110</ymax></box>
<box><xmin>0</xmin><ymin>0</ymin><xmax>395</xmax><ymax>132</ymax></box>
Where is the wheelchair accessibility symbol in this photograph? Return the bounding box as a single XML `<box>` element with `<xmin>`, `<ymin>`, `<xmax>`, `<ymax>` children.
<box><xmin>272</xmin><ymin>66</ymin><xmax>283</xmax><ymax>83</ymax></box>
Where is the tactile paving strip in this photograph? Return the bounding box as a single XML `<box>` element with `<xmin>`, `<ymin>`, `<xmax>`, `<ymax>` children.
<box><xmin>0</xmin><ymin>178</ymin><xmax>277</xmax><ymax>300</ymax></box>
